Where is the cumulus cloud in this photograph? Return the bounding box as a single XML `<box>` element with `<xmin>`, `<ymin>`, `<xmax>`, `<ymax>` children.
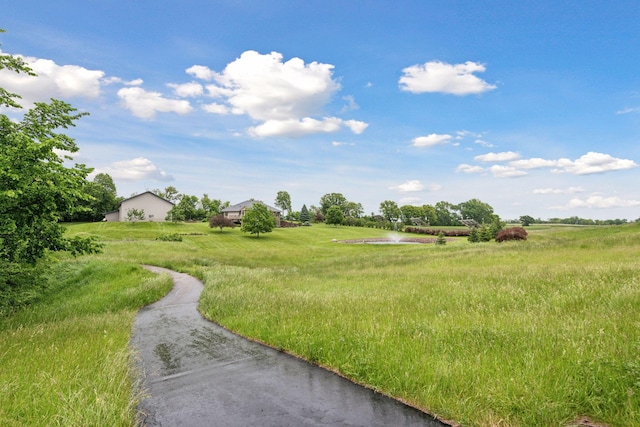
<box><xmin>412</xmin><ymin>133</ymin><xmax>452</xmax><ymax>148</ymax></box>
<box><xmin>186</xmin><ymin>65</ymin><xmax>217</xmax><ymax>81</ymax></box>
<box><xmin>533</xmin><ymin>187</ymin><xmax>585</xmax><ymax>195</ymax></box>
<box><xmin>456</xmin><ymin>164</ymin><xmax>485</xmax><ymax>174</ymax></box>
<box><xmin>551</xmin><ymin>195</ymin><xmax>640</xmax><ymax>210</ymax></box>
<box><xmin>117</xmin><ymin>87</ymin><xmax>193</xmax><ymax>119</ymax></box>
<box><xmin>561</xmin><ymin>152</ymin><xmax>637</xmax><ymax>175</ymax></box>
<box><xmin>168</xmin><ymin>82</ymin><xmax>204</xmax><ymax>97</ymax></box>
<box><xmin>201</xmin><ymin>102</ymin><xmax>230</xmax><ymax>115</ymax></box>
<box><xmin>458</xmin><ymin>151</ymin><xmax>637</xmax><ymax>179</ymax></box>
<box><xmin>509</xmin><ymin>157</ymin><xmax>559</xmax><ymax>169</ymax></box>
<box><xmin>508</xmin><ymin>153</ymin><xmax>636</xmax><ymax>175</ymax></box>
<box><xmin>0</xmin><ymin>52</ymin><xmax>104</xmax><ymax>108</ymax></box>
<box><xmin>390</xmin><ymin>180</ymin><xmax>425</xmax><ymax>192</ymax></box>
<box><xmin>96</xmin><ymin>157</ymin><xmax>173</xmax><ymax>182</ymax></box>
<box><xmin>475</xmin><ymin>151</ymin><xmax>520</xmax><ymax>162</ymax></box>
<box><xmin>399</xmin><ymin>60</ymin><xmax>496</xmax><ymax>95</ymax></box>
<box><xmin>188</xmin><ymin>50</ymin><xmax>365</xmax><ymax>136</ymax></box>
<box><xmin>489</xmin><ymin>165</ymin><xmax>528</xmax><ymax>178</ymax></box>
<box><xmin>248</xmin><ymin>117</ymin><xmax>367</xmax><ymax>137</ymax></box>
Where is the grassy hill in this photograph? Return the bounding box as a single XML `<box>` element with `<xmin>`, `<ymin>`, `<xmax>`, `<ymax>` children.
<box><xmin>2</xmin><ymin>222</ymin><xmax>639</xmax><ymax>426</ymax></box>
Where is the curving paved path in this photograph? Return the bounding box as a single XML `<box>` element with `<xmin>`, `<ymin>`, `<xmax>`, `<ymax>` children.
<box><xmin>130</xmin><ymin>265</ymin><xmax>450</xmax><ymax>427</ymax></box>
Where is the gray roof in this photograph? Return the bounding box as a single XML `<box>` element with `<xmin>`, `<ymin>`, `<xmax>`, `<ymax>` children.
<box><xmin>118</xmin><ymin>191</ymin><xmax>174</xmax><ymax>206</ymax></box>
<box><xmin>221</xmin><ymin>200</ymin><xmax>281</xmax><ymax>213</ymax></box>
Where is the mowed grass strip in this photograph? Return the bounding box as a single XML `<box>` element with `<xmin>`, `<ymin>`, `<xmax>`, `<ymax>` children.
<box><xmin>9</xmin><ymin>221</ymin><xmax>640</xmax><ymax>427</ymax></box>
<box><xmin>0</xmin><ymin>259</ymin><xmax>172</xmax><ymax>427</ymax></box>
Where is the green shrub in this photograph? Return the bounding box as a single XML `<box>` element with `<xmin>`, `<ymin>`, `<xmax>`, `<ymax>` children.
<box><xmin>156</xmin><ymin>233</ymin><xmax>183</xmax><ymax>242</ymax></box>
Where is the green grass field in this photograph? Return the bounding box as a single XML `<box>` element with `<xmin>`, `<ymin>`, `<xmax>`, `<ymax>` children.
<box><xmin>2</xmin><ymin>222</ymin><xmax>639</xmax><ymax>426</ymax></box>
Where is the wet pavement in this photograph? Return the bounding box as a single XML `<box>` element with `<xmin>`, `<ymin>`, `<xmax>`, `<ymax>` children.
<box><xmin>131</xmin><ymin>265</ymin><xmax>450</xmax><ymax>427</ymax></box>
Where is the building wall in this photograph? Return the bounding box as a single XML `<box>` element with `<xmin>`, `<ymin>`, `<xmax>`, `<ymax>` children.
<box><xmin>118</xmin><ymin>192</ymin><xmax>173</xmax><ymax>222</ymax></box>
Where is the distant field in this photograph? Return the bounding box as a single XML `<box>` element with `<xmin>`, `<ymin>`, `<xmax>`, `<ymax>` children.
<box><xmin>2</xmin><ymin>222</ymin><xmax>639</xmax><ymax>426</ymax></box>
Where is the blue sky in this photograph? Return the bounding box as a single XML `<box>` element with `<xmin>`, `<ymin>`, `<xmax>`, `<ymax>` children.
<box><xmin>3</xmin><ymin>0</ymin><xmax>640</xmax><ymax>220</ymax></box>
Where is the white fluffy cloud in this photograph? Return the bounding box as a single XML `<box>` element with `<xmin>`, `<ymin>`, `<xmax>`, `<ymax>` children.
<box><xmin>248</xmin><ymin>117</ymin><xmax>367</xmax><ymax>138</ymax></box>
<box><xmin>551</xmin><ymin>195</ymin><xmax>640</xmax><ymax>210</ymax></box>
<box><xmin>459</xmin><ymin>152</ymin><xmax>637</xmax><ymax>179</ymax></box>
<box><xmin>456</xmin><ymin>164</ymin><xmax>485</xmax><ymax>174</ymax></box>
<box><xmin>0</xmin><ymin>52</ymin><xmax>104</xmax><ymax>108</ymax></box>
<box><xmin>412</xmin><ymin>133</ymin><xmax>452</xmax><ymax>148</ymax></box>
<box><xmin>399</xmin><ymin>61</ymin><xmax>496</xmax><ymax>95</ymax></box>
<box><xmin>168</xmin><ymin>82</ymin><xmax>204</xmax><ymax>97</ymax></box>
<box><xmin>489</xmin><ymin>165</ymin><xmax>528</xmax><ymax>178</ymax></box>
<box><xmin>390</xmin><ymin>180</ymin><xmax>425</xmax><ymax>192</ymax></box>
<box><xmin>96</xmin><ymin>157</ymin><xmax>173</xmax><ymax>182</ymax></box>
<box><xmin>117</xmin><ymin>87</ymin><xmax>193</xmax><ymax>119</ymax></box>
<box><xmin>188</xmin><ymin>50</ymin><xmax>366</xmax><ymax>137</ymax></box>
<box><xmin>561</xmin><ymin>152</ymin><xmax>637</xmax><ymax>175</ymax></box>
<box><xmin>475</xmin><ymin>151</ymin><xmax>521</xmax><ymax>162</ymax></box>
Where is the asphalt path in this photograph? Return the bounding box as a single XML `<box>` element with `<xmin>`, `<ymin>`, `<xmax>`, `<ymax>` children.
<box><xmin>130</xmin><ymin>265</ymin><xmax>451</xmax><ymax>427</ymax></box>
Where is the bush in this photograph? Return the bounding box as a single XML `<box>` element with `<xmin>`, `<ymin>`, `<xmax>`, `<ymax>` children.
<box><xmin>495</xmin><ymin>227</ymin><xmax>528</xmax><ymax>242</ymax></box>
<box><xmin>405</xmin><ymin>227</ymin><xmax>470</xmax><ymax>237</ymax></box>
<box><xmin>156</xmin><ymin>233</ymin><xmax>183</xmax><ymax>242</ymax></box>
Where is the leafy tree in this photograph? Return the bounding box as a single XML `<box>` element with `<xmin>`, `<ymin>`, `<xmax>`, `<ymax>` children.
<box><xmin>209</xmin><ymin>214</ymin><xmax>236</xmax><ymax>232</ymax></box>
<box><xmin>275</xmin><ymin>191</ymin><xmax>292</xmax><ymax>218</ymax></box>
<box><xmin>300</xmin><ymin>204</ymin><xmax>310</xmax><ymax>223</ymax></box>
<box><xmin>434</xmin><ymin>201</ymin><xmax>461</xmax><ymax>226</ymax></box>
<box><xmin>125</xmin><ymin>208</ymin><xmax>145</xmax><ymax>224</ymax></box>
<box><xmin>152</xmin><ymin>186</ymin><xmax>180</xmax><ymax>203</ymax></box>
<box><xmin>84</xmin><ymin>173</ymin><xmax>119</xmax><ymax>221</ymax></box>
<box><xmin>320</xmin><ymin>193</ymin><xmax>348</xmax><ymax>215</ymax></box>
<box><xmin>241</xmin><ymin>203</ymin><xmax>276</xmax><ymax>237</ymax></box>
<box><xmin>1</xmin><ymin>31</ymin><xmax>100</xmax><ymax>295</ymax></box>
<box><xmin>519</xmin><ymin>215</ymin><xmax>535</xmax><ymax>226</ymax></box>
<box><xmin>344</xmin><ymin>201</ymin><xmax>364</xmax><ymax>218</ymax></box>
<box><xmin>325</xmin><ymin>205</ymin><xmax>344</xmax><ymax>227</ymax></box>
<box><xmin>379</xmin><ymin>200</ymin><xmax>401</xmax><ymax>222</ymax></box>
<box><xmin>468</xmin><ymin>227</ymin><xmax>480</xmax><ymax>243</ymax></box>
<box><xmin>400</xmin><ymin>205</ymin><xmax>424</xmax><ymax>225</ymax></box>
<box><xmin>458</xmin><ymin>199</ymin><xmax>496</xmax><ymax>224</ymax></box>
<box><xmin>167</xmin><ymin>194</ymin><xmax>199</xmax><ymax>222</ymax></box>
<box><xmin>421</xmin><ymin>204</ymin><xmax>437</xmax><ymax>226</ymax></box>
<box><xmin>200</xmin><ymin>194</ymin><xmax>228</xmax><ymax>219</ymax></box>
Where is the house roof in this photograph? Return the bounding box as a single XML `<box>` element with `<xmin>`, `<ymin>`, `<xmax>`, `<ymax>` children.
<box><xmin>221</xmin><ymin>199</ymin><xmax>281</xmax><ymax>213</ymax></box>
<box><xmin>118</xmin><ymin>191</ymin><xmax>175</xmax><ymax>206</ymax></box>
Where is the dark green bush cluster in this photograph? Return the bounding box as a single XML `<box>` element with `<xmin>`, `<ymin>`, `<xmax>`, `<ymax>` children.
<box><xmin>156</xmin><ymin>233</ymin><xmax>183</xmax><ymax>242</ymax></box>
<box><xmin>495</xmin><ymin>227</ymin><xmax>528</xmax><ymax>242</ymax></box>
<box><xmin>405</xmin><ymin>227</ymin><xmax>470</xmax><ymax>236</ymax></box>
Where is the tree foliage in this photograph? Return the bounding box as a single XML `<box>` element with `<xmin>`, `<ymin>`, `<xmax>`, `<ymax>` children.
<box><xmin>319</xmin><ymin>193</ymin><xmax>348</xmax><ymax>215</ymax></box>
<box><xmin>379</xmin><ymin>200</ymin><xmax>401</xmax><ymax>222</ymax></box>
<box><xmin>209</xmin><ymin>214</ymin><xmax>236</xmax><ymax>232</ymax></box>
<box><xmin>325</xmin><ymin>205</ymin><xmax>344</xmax><ymax>227</ymax></box>
<box><xmin>519</xmin><ymin>215</ymin><xmax>535</xmax><ymax>226</ymax></box>
<box><xmin>240</xmin><ymin>203</ymin><xmax>276</xmax><ymax>237</ymax></box>
<box><xmin>300</xmin><ymin>204</ymin><xmax>310</xmax><ymax>224</ymax></box>
<box><xmin>275</xmin><ymin>191</ymin><xmax>292</xmax><ymax>217</ymax></box>
<box><xmin>1</xmin><ymin>33</ymin><xmax>101</xmax><ymax>308</ymax></box>
<box><xmin>458</xmin><ymin>198</ymin><xmax>496</xmax><ymax>224</ymax></box>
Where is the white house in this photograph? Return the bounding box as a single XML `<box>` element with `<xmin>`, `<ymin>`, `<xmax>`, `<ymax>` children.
<box><xmin>104</xmin><ymin>191</ymin><xmax>174</xmax><ymax>222</ymax></box>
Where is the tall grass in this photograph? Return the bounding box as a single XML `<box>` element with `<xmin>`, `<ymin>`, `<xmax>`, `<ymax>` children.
<box><xmin>5</xmin><ymin>221</ymin><xmax>640</xmax><ymax>426</ymax></box>
<box><xmin>0</xmin><ymin>258</ymin><xmax>172</xmax><ymax>427</ymax></box>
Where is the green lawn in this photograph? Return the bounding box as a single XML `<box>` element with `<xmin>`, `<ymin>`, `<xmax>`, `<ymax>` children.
<box><xmin>2</xmin><ymin>222</ymin><xmax>639</xmax><ymax>426</ymax></box>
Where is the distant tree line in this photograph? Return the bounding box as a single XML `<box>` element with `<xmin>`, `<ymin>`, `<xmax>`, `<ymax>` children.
<box><xmin>518</xmin><ymin>215</ymin><xmax>632</xmax><ymax>226</ymax></box>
